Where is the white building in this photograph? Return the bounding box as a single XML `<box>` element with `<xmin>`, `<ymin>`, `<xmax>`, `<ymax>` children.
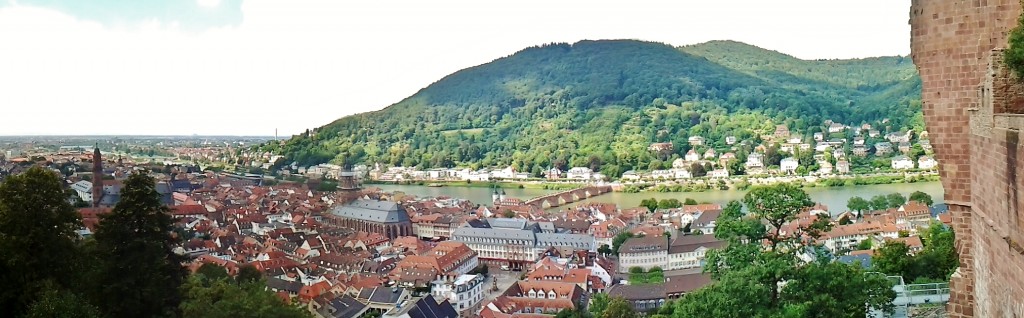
<box><xmin>666</xmin><ymin>235</ymin><xmax>726</xmax><ymax>270</ymax></box>
<box><xmin>891</xmin><ymin>156</ymin><xmax>915</xmax><ymax>170</ymax></box>
<box><xmin>671</xmin><ymin>158</ymin><xmax>688</xmax><ymax>169</ymax></box>
<box><xmin>431</xmin><ymin>274</ymin><xmax>486</xmax><ymax>312</ymax></box>
<box><xmin>688</xmin><ymin>136</ymin><xmax>705</xmax><ymax>146</ymax></box>
<box><xmin>780</xmin><ymin>157</ymin><xmax>799</xmax><ymax>174</ymax></box>
<box><xmin>725</xmin><ymin>136</ymin><xmax>737</xmax><ymax>145</ymax></box>
<box><xmin>566</xmin><ymin>167</ymin><xmax>593</xmax><ymax>180</ymax></box>
<box><xmin>918</xmin><ymin>156</ymin><xmax>938</xmax><ymax>170</ymax></box>
<box><xmin>617</xmin><ymin>236</ymin><xmax>668</xmax><ymax>273</ymax></box>
<box><xmin>708</xmin><ymin>169</ymin><xmax>728</xmax><ymax>178</ymax></box>
<box><xmin>684</xmin><ymin>150</ymin><xmax>700</xmax><ymax>162</ymax></box>
<box><xmin>619</xmin><ymin>235</ymin><xmax>726</xmax><ymax>273</ymax></box>
<box><xmin>650</xmin><ymin>170</ymin><xmax>674</xmax><ymax>180</ymax></box>
<box><xmin>71</xmin><ymin>180</ymin><xmax>93</xmax><ymax>203</ymax></box>
<box><xmin>673</xmin><ymin>169</ymin><xmax>693</xmax><ymax>179</ymax></box>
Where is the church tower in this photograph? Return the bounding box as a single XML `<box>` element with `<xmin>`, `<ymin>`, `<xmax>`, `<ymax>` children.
<box><xmin>92</xmin><ymin>145</ymin><xmax>103</xmax><ymax>207</ymax></box>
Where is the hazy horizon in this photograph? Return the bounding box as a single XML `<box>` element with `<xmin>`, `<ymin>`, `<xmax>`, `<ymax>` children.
<box><xmin>2</xmin><ymin>0</ymin><xmax>911</xmax><ymax>136</ymax></box>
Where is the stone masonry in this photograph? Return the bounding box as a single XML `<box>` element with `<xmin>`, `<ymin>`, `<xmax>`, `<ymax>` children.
<box><xmin>911</xmin><ymin>1</ymin><xmax>1024</xmax><ymax>317</ymax></box>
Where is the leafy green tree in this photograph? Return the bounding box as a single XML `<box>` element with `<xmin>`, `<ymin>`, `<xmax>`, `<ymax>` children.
<box><xmin>600</xmin><ymin>297</ymin><xmax>637</xmax><ymax>318</ymax></box>
<box><xmin>847</xmin><ymin>196</ymin><xmax>870</xmax><ymax>215</ymax></box>
<box><xmin>25</xmin><ymin>286</ymin><xmax>102</xmax><ymax>318</ymax></box>
<box><xmin>179</xmin><ymin>276</ymin><xmax>310</xmax><ymax>318</ymax></box>
<box><xmin>908</xmin><ymin>191</ymin><xmax>934</xmax><ymax>206</ymax></box>
<box><xmin>196</xmin><ymin>263</ymin><xmax>230</xmax><ymax>282</ymax></box>
<box><xmin>869</xmin><ymin>195</ymin><xmax>890</xmax><ymax>211</ymax></box>
<box><xmin>598</xmin><ymin>244</ymin><xmax>612</xmax><ymax>255</ymax></box>
<box><xmin>1005</xmin><ymin>11</ymin><xmax>1024</xmax><ymax>79</ymax></box>
<box><xmin>683</xmin><ymin>198</ymin><xmax>698</xmax><ymax>205</ymax></box>
<box><xmin>780</xmin><ymin>260</ymin><xmax>895</xmax><ymax>318</ymax></box>
<box><xmin>589</xmin><ymin>293</ymin><xmax>611</xmax><ymax>318</ymax></box>
<box><xmin>857</xmin><ymin>239</ymin><xmax>873</xmax><ymax>251</ymax></box>
<box><xmin>679</xmin><ymin>184</ymin><xmax>894</xmax><ymax>317</ymax></box>
<box><xmin>690</xmin><ymin>162</ymin><xmax>707</xmax><ymax>177</ymax></box>
<box><xmin>639</xmin><ymin>198</ymin><xmax>659</xmax><ymax>212</ymax></box>
<box><xmin>93</xmin><ymin>172</ymin><xmax>187</xmax><ymax>318</ymax></box>
<box><xmin>885</xmin><ymin>193</ymin><xmax>906</xmax><ymax>209</ymax></box>
<box><xmin>871</xmin><ymin>241</ymin><xmax>914</xmax><ymax>278</ymax></box>
<box><xmin>918</xmin><ymin>222</ymin><xmax>957</xmax><ymax>279</ymax></box>
<box><xmin>838</xmin><ymin>215</ymin><xmax>853</xmax><ymax>225</ymax></box>
<box><xmin>612</xmin><ymin>232</ymin><xmax>635</xmax><ymax>255</ymax></box>
<box><xmin>0</xmin><ymin>167</ymin><xmax>83</xmax><ymax>315</ymax></box>
<box><xmin>658</xmin><ymin>198</ymin><xmax>682</xmax><ymax>209</ymax></box>
<box><xmin>236</xmin><ymin>264</ymin><xmax>263</xmax><ymax>284</ymax></box>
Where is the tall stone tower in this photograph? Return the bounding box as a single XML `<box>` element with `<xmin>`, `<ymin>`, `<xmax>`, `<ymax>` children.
<box><xmin>92</xmin><ymin>145</ymin><xmax>103</xmax><ymax>207</ymax></box>
<box><xmin>338</xmin><ymin>163</ymin><xmax>361</xmax><ymax>192</ymax></box>
<box><xmin>910</xmin><ymin>1</ymin><xmax>1024</xmax><ymax>317</ymax></box>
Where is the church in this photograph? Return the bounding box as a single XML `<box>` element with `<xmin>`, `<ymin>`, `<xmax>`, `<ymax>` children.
<box><xmin>325</xmin><ymin>199</ymin><xmax>413</xmax><ymax>239</ymax></box>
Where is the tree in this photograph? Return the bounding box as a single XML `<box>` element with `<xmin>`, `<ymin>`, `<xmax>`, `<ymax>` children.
<box><xmin>846</xmin><ymin>196</ymin><xmax>870</xmax><ymax>215</ymax></box>
<box><xmin>0</xmin><ymin>167</ymin><xmax>83</xmax><ymax>315</ymax></box>
<box><xmin>690</xmin><ymin>162</ymin><xmax>707</xmax><ymax>177</ymax></box>
<box><xmin>179</xmin><ymin>276</ymin><xmax>310</xmax><ymax>318</ymax></box>
<box><xmin>93</xmin><ymin>172</ymin><xmax>187</xmax><ymax>318</ymax></box>
<box><xmin>678</xmin><ymin>184</ymin><xmax>895</xmax><ymax>317</ymax></box>
<box><xmin>639</xmin><ymin>198</ymin><xmax>658</xmax><ymax>212</ymax></box>
<box><xmin>885</xmin><ymin>193</ymin><xmax>906</xmax><ymax>209</ymax></box>
<box><xmin>838</xmin><ymin>215</ymin><xmax>853</xmax><ymax>225</ymax></box>
<box><xmin>589</xmin><ymin>293</ymin><xmax>611</xmax><ymax>318</ymax></box>
<box><xmin>856</xmin><ymin>239</ymin><xmax>873</xmax><ymax>251</ymax></box>
<box><xmin>683</xmin><ymin>198</ymin><xmax>698</xmax><ymax>205</ymax></box>
<box><xmin>612</xmin><ymin>232</ymin><xmax>635</xmax><ymax>255</ymax></box>
<box><xmin>25</xmin><ymin>286</ymin><xmax>102</xmax><ymax>318</ymax></box>
<box><xmin>598</xmin><ymin>244</ymin><xmax>612</xmax><ymax>255</ymax></box>
<box><xmin>503</xmin><ymin>210</ymin><xmax>516</xmax><ymax>218</ymax></box>
<box><xmin>1005</xmin><ymin>11</ymin><xmax>1024</xmax><ymax>79</ymax></box>
<box><xmin>869</xmin><ymin>195</ymin><xmax>889</xmax><ymax>211</ymax></box>
<box><xmin>196</xmin><ymin>263</ymin><xmax>230</xmax><ymax>282</ymax></box>
<box><xmin>600</xmin><ymin>297</ymin><xmax>637</xmax><ymax>318</ymax></box>
<box><xmin>871</xmin><ymin>241</ymin><xmax>914</xmax><ymax>278</ymax></box>
<box><xmin>658</xmin><ymin>198</ymin><xmax>682</xmax><ymax>209</ymax></box>
<box><xmin>908</xmin><ymin>191</ymin><xmax>934</xmax><ymax>206</ymax></box>
<box><xmin>236</xmin><ymin>264</ymin><xmax>263</xmax><ymax>285</ymax></box>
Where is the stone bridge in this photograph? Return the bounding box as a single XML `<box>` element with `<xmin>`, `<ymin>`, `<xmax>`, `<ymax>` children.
<box><xmin>523</xmin><ymin>186</ymin><xmax>612</xmax><ymax>209</ymax></box>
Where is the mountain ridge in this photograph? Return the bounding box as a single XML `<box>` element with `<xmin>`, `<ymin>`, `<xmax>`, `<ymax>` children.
<box><xmin>262</xmin><ymin>39</ymin><xmax>922</xmax><ymax>177</ymax></box>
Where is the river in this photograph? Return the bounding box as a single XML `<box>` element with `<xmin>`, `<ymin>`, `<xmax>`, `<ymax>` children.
<box><xmin>374</xmin><ymin>182</ymin><xmax>945</xmax><ymax>214</ymax></box>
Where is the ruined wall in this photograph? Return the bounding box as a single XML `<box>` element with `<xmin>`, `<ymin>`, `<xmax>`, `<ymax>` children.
<box><xmin>910</xmin><ymin>1</ymin><xmax>1024</xmax><ymax>317</ymax></box>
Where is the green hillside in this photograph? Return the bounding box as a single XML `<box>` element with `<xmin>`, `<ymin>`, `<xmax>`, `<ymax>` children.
<box><xmin>262</xmin><ymin>40</ymin><xmax>922</xmax><ymax>177</ymax></box>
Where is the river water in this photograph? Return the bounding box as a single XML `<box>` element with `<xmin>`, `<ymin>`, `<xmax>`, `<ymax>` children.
<box><xmin>374</xmin><ymin>182</ymin><xmax>945</xmax><ymax>214</ymax></box>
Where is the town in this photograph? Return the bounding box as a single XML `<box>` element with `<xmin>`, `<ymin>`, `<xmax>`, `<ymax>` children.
<box><xmin>0</xmin><ymin>137</ymin><xmax>952</xmax><ymax>317</ymax></box>
<box><xmin>224</xmin><ymin>120</ymin><xmax>939</xmax><ymax>194</ymax></box>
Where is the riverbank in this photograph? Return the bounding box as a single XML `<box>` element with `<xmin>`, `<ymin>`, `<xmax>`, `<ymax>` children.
<box><xmin>624</xmin><ymin>172</ymin><xmax>941</xmax><ymax>193</ymax></box>
<box><xmin>374</xmin><ymin>182</ymin><xmax>945</xmax><ymax>215</ymax></box>
<box><xmin>366</xmin><ymin>171</ymin><xmax>940</xmax><ymax>194</ymax></box>
<box><xmin>364</xmin><ymin>180</ymin><xmax>584</xmax><ymax>191</ymax></box>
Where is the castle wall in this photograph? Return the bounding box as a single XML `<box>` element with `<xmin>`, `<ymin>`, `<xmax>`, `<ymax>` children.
<box><xmin>910</xmin><ymin>1</ymin><xmax>1024</xmax><ymax>316</ymax></box>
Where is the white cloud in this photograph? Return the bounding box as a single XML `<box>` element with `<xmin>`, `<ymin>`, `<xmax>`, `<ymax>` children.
<box><xmin>0</xmin><ymin>0</ymin><xmax>911</xmax><ymax>136</ymax></box>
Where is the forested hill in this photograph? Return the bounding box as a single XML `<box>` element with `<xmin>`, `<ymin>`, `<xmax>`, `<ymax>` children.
<box><xmin>262</xmin><ymin>40</ymin><xmax>922</xmax><ymax>177</ymax></box>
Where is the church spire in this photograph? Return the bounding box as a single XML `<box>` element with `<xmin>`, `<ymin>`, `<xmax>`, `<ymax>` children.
<box><xmin>92</xmin><ymin>144</ymin><xmax>103</xmax><ymax>207</ymax></box>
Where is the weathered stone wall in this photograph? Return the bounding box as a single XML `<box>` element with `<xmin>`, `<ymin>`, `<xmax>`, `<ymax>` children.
<box><xmin>910</xmin><ymin>1</ymin><xmax>1024</xmax><ymax>317</ymax></box>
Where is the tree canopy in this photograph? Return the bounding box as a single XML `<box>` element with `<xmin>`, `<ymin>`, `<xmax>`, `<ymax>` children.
<box><xmin>671</xmin><ymin>183</ymin><xmax>895</xmax><ymax>317</ymax></box>
<box><xmin>0</xmin><ymin>167</ymin><xmax>84</xmax><ymax>315</ymax></box>
<box><xmin>92</xmin><ymin>172</ymin><xmax>187</xmax><ymax>317</ymax></box>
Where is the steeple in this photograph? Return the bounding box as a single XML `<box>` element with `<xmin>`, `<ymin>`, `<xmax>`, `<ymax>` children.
<box><xmin>92</xmin><ymin>144</ymin><xmax>103</xmax><ymax>207</ymax></box>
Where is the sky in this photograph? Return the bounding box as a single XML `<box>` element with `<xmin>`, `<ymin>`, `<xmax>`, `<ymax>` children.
<box><xmin>0</xmin><ymin>0</ymin><xmax>911</xmax><ymax>136</ymax></box>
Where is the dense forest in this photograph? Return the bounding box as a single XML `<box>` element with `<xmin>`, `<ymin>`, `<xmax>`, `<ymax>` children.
<box><xmin>261</xmin><ymin>40</ymin><xmax>922</xmax><ymax>176</ymax></box>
